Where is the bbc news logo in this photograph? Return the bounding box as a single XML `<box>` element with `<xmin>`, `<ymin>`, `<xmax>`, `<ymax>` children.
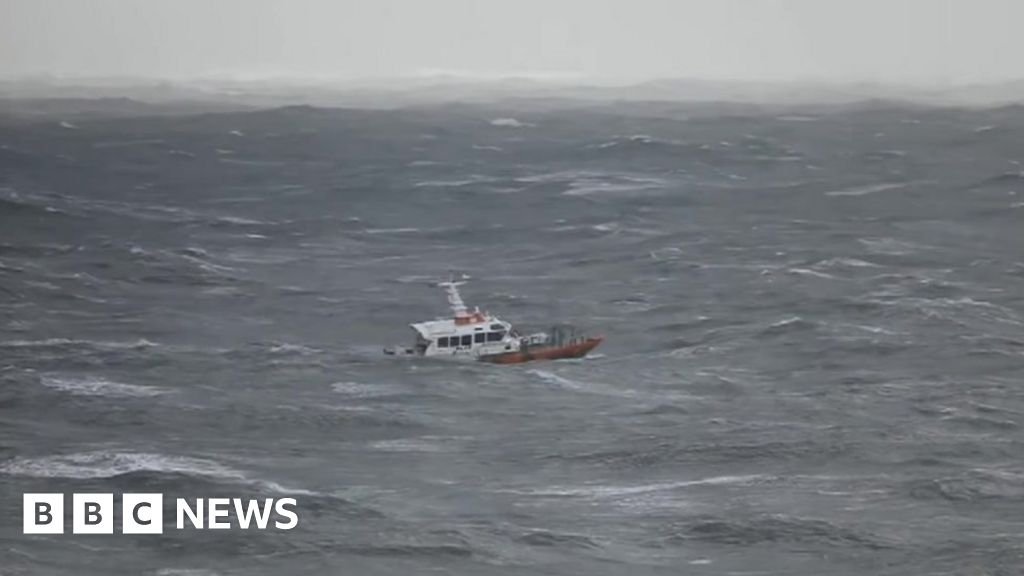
<box><xmin>24</xmin><ymin>493</ymin><xmax>298</xmax><ymax>534</ymax></box>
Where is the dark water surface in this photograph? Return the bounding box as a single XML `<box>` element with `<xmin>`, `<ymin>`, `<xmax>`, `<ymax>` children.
<box><xmin>1</xmin><ymin>101</ymin><xmax>1023</xmax><ymax>575</ymax></box>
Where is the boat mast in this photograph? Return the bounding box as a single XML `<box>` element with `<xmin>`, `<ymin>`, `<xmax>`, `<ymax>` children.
<box><xmin>437</xmin><ymin>279</ymin><xmax>469</xmax><ymax>318</ymax></box>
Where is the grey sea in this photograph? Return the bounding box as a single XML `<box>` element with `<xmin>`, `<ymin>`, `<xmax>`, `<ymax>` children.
<box><xmin>1</xmin><ymin>99</ymin><xmax>1023</xmax><ymax>575</ymax></box>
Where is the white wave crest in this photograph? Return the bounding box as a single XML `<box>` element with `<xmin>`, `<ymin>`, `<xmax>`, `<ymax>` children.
<box><xmin>814</xmin><ymin>257</ymin><xmax>880</xmax><ymax>269</ymax></box>
<box><xmin>0</xmin><ymin>338</ymin><xmax>158</xmax><ymax>350</ymax></box>
<box><xmin>369</xmin><ymin>437</ymin><xmax>458</xmax><ymax>453</ymax></box>
<box><xmin>490</xmin><ymin>117</ymin><xmax>533</xmax><ymax>128</ymax></box>
<box><xmin>1</xmin><ymin>451</ymin><xmax>323</xmax><ymax>497</ymax></box>
<box><xmin>787</xmin><ymin>268</ymin><xmax>836</xmax><ymax>279</ymax></box>
<box><xmin>511</xmin><ymin>474</ymin><xmax>771</xmax><ymax>498</ymax></box>
<box><xmin>0</xmin><ymin>451</ymin><xmax>245</xmax><ymax>480</ymax></box>
<box><xmin>331</xmin><ymin>381</ymin><xmax>403</xmax><ymax>398</ymax></box>
<box><xmin>824</xmin><ymin>182</ymin><xmax>906</xmax><ymax>197</ymax></box>
<box><xmin>41</xmin><ymin>375</ymin><xmax>168</xmax><ymax>398</ymax></box>
<box><xmin>268</xmin><ymin>343</ymin><xmax>320</xmax><ymax>355</ymax></box>
<box><xmin>527</xmin><ymin>369</ymin><xmax>641</xmax><ymax>399</ymax></box>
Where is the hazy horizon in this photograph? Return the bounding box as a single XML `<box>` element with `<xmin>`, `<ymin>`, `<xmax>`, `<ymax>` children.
<box><xmin>3</xmin><ymin>0</ymin><xmax>1024</xmax><ymax>86</ymax></box>
<box><xmin>7</xmin><ymin>71</ymin><xmax>1024</xmax><ymax>90</ymax></box>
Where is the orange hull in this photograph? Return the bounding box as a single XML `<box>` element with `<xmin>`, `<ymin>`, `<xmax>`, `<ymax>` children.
<box><xmin>479</xmin><ymin>336</ymin><xmax>603</xmax><ymax>364</ymax></box>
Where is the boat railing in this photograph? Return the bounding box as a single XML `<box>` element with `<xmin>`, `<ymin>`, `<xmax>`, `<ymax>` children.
<box><xmin>517</xmin><ymin>324</ymin><xmax>593</xmax><ymax>351</ymax></box>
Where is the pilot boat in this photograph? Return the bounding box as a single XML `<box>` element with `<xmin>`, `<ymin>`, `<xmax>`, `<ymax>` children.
<box><xmin>384</xmin><ymin>279</ymin><xmax>602</xmax><ymax>364</ymax></box>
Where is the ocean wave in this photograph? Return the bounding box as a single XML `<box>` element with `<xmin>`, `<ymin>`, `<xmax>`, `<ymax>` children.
<box><xmin>337</xmin><ymin>543</ymin><xmax>473</xmax><ymax>559</ymax></box>
<box><xmin>0</xmin><ymin>189</ymin><xmax>68</xmax><ymax>215</ymax></box>
<box><xmin>514</xmin><ymin>530</ymin><xmax>601</xmax><ymax>549</ymax></box>
<box><xmin>3</xmin><ymin>187</ymin><xmax>272</xmax><ymax>230</ymax></box>
<box><xmin>368</xmin><ymin>437</ymin><xmax>461</xmax><ymax>453</ymax></box>
<box><xmin>213</xmin><ymin>215</ymin><xmax>271</xmax><ymax>226</ymax></box>
<box><xmin>517</xmin><ymin>170</ymin><xmax>670</xmax><ymax>197</ymax></box>
<box><xmin>178</xmin><ymin>251</ymin><xmax>239</xmax><ymax>275</ymax></box>
<box><xmin>489</xmin><ymin>117</ymin><xmax>533</xmax><ymax>128</ymax></box>
<box><xmin>761</xmin><ymin>316</ymin><xmax>815</xmax><ymax>334</ymax></box>
<box><xmin>664</xmin><ymin>514</ymin><xmax>891</xmax><ymax>549</ymax></box>
<box><xmin>876</xmin><ymin>296</ymin><xmax>1022</xmax><ymax>327</ymax></box>
<box><xmin>0</xmin><ymin>337</ymin><xmax>158</xmax><ymax>350</ymax></box>
<box><xmin>908</xmin><ymin>468</ymin><xmax>1024</xmax><ymax>502</ymax></box>
<box><xmin>0</xmin><ymin>450</ymin><xmax>323</xmax><ymax>497</ymax></box>
<box><xmin>267</xmin><ymin>342</ymin><xmax>321</xmax><ymax>355</ymax></box>
<box><xmin>40</xmin><ymin>375</ymin><xmax>168</xmax><ymax>398</ymax></box>
<box><xmin>0</xmin><ymin>451</ymin><xmax>246</xmax><ymax>481</ymax></box>
<box><xmin>787</xmin><ymin>267</ymin><xmax>836</xmax><ymax>280</ymax></box>
<box><xmin>0</xmin><ymin>241</ymin><xmax>76</xmax><ymax>258</ymax></box>
<box><xmin>973</xmin><ymin>171</ymin><xmax>1024</xmax><ymax>188</ymax></box>
<box><xmin>506</xmin><ymin>474</ymin><xmax>770</xmax><ymax>498</ymax></box>
<box><xmin>527</xmin><ymin>369</ymin><xmax>641</xmax><ymax>399</ymax></box>
<box><xmin>943</xmin><ymin>412</ymin><xmax>1019</xmax><ymax>430</ymax></box>
<box><xmin>331</xmin><ymin>381</ymin><xmax>406</xmax><ymax>398</ymax></box>
<box><xmin>776</xmin><ymin>115</ymin><xmax>819</xmax><ymax>122</ymax></box>
<box><xmin>824</xmin><ymin>182</ymin><xmax>907</xmax><ymax>197</ymax></box>
<box><xmin>413</xmin><ymin>174</ymin><xmax>496</xmax><ymax>188</ymax></box>
<box><xmin>589</xmin><ymin>134</ymin><xmax>681</xmax><ymax>149</ymax></box>
<box><xmin>565</xmin><ymin>437</ymin><xmax>839</xmax><ymax>468</ymax></box>
<box><xmin>124</xmin><ymin>244</ymin><xmax>246</xmax><ymax>285</ymax></box>
<box><xmin>813</xmin><ymin>257</ymin><xmax>881</xmax><ymax>269</ymax></box>
<box><xmin>363</xmin><ymin>227</ymin><xmax>424</xmax><ymax>234</ymax></box>
<box><xmin>858</xmin><ymin>237</ymin><xmax>924</xmax><ymax>255</ymax></box>
<box><xmin>564</xmin><ymin>175</ymin><xmax>669</xmax><ymax>197</ymax></box>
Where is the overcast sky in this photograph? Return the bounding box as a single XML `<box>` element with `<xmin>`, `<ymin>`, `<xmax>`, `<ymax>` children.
<box><xmin>1</xmin><ymin>0</ymin><xmax>1022</xmax><ymax>85</ymax></box>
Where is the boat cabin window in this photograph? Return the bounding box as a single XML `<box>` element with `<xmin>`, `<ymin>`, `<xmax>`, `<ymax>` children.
<box><xmin>437</xmin><ymin>337</ymin><xmax>449</xmax><ymax>348</ymax></box>
<box><xmin>474</xmin><ymin>333</ymin><xmax>485</xmax><ymax>344</ymax></box>
<box><xmin>490</xmin><ymin>324</ymin><xmax>504</xmax><ymax>331</ymax></box>
<box><xmin>461</xmin><ymin>334</ymin><xmax>472</xmax><ymax>347</ymax></box>
<box><xmin>487</xmin><ymin>331</ymin><xmax>505</xmax><ymax>342</ymax></box>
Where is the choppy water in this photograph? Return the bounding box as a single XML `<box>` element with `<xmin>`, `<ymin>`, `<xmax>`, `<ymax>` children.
<box><xmin>1</xmin><ymin>101</ymin><xmax>1023</xmax><ymax>575</ymax></box>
